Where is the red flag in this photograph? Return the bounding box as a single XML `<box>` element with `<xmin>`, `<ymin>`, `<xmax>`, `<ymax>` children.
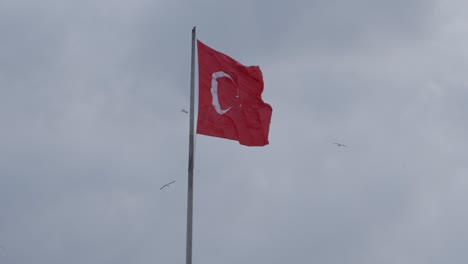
<box><xmin>196</xmin><ymin>40</ymin><xmax>272</xmax><ymax>146</ymax></box>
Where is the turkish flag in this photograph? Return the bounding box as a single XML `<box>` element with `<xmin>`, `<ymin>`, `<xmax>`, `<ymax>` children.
<box><xmin>196</xmin><ymin>40</ymin><xmax>272</xmax><ymax>146</ymax></box>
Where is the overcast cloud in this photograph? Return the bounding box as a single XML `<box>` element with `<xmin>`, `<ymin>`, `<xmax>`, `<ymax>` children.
<box><xmin>1</xmin><ymin>0</ymin><xmax>468</xmax><ymax>263</ymax></box>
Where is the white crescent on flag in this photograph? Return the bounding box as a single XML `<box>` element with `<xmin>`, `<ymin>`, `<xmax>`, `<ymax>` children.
<box><xmin>210</xmin><ymin>71</ymin><xmax>237</xmax><ymax>115</ymax></box>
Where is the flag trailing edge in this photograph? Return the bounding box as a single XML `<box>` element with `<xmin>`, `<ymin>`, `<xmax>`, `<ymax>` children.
<box><xmin>195</xmin><ymin>39</ymin><xmax>273</xmax><ymax>147</ymax></box>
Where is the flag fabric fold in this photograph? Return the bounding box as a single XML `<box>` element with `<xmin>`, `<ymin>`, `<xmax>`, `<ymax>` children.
<box><xmin>196</xmin><ymin>40</ymin><xmax>272</xmax><ymax>147</ymax></box>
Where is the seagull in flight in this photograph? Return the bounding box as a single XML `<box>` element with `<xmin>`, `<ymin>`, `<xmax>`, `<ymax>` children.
<box><xmin>333</xmin><ymin>142</ymin><xmax>347</xmax><ymax>147</ymax></box>
<box><xmin>181</xmin><ymin>109</ymin><xmax>188</xmax><ymax>114</ymax></box>
<box><xmin>160</xmin><ymin>180</ymin><xmax>176</xmax><ymax>190</ymax></box>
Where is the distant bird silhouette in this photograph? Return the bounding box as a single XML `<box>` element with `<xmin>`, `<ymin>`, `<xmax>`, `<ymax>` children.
<box><xmin>333</xmin><ymin>142</ymin><xmax>347</xmax><ymax>147</ymax></box>
<box><xmin>160</xmin><ymin>180</ymin><xmax>176</xmax><ymax>190</ymax></box>
<box><xmin>181</xmin><ymin>109</ymin><xmax>188</xmax><ymax>114</ymax></box>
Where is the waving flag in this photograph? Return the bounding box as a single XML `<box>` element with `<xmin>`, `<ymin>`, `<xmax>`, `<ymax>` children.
<box><xmin>196</xmin><ymin>40</ymin><xmax>273</xmax><ymax>146</ymax></box>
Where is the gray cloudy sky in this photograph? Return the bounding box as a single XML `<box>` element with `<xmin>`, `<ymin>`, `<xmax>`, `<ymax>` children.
<box><xmin>1</xmin><ymin>0</ymin><xmax>468</xmax><ymax>263</ymax></box>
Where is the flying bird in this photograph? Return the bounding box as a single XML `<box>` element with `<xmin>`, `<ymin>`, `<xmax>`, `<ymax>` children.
<box><xmin>160</xmin><ymin>180</ymin><xmax>176</xmax><ymax>190</ymax></box>
<box><xmin>333</xmin><ymin>142</ymin><xmax>347</xmax><ymax>147</ymax></box>
<box><xmin>181</xmin><ymin>109</ymin><xmax>188</xmax><ymax>114</ymax></box>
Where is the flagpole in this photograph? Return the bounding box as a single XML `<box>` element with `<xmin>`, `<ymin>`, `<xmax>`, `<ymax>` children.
<box><xmin>186</xmin><ymin>26</ymin><xmax>196</xmax><ymax>264</ymax></box>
